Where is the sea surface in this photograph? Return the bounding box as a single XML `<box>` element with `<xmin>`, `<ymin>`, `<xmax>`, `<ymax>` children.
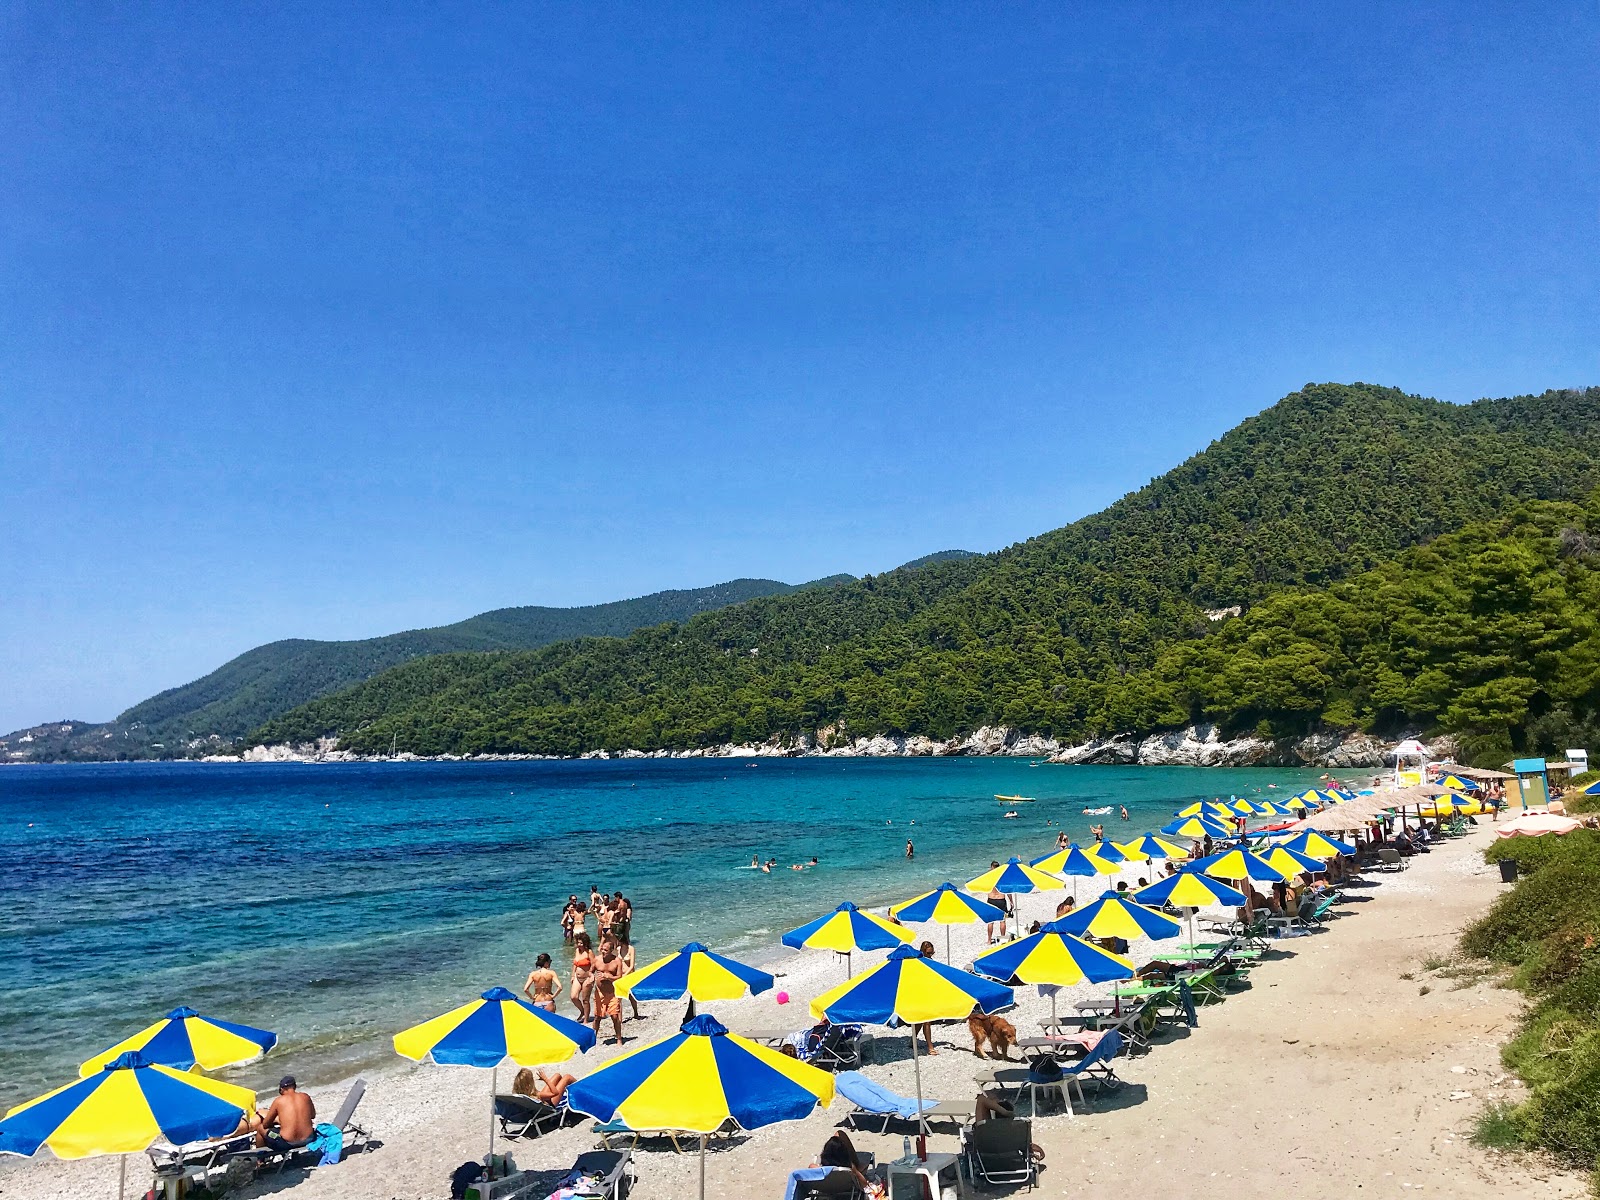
<box><xmin>0</xmin><ymin>758</ymin><xmax>1332</xmax><ymax>1102</ymax></box>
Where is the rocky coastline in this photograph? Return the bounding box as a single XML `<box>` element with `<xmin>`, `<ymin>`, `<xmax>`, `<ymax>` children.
<box><xmin>229</xmin><ymin>722</ymin><xmax>1455</xmax><ymax>768</ymax></box>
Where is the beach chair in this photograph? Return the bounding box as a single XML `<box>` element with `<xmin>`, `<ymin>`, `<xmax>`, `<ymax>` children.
<box><xmin>960</xmin><ymin>1117</ymin><xmax>1037</xmax><ymax>1190</ymax></box>
<box><xmin>1060</xmin><ymin>1030</ymin><xmax>1125</xmax><ymax>1110</ymax></box>
<box><xmin>791</xmin><ymin>1168</ymin><xmax>867</xmax><ymax>1199</ymax></box>
<box><xmin>834</xmin><ymin>1071</ymin><xmax>975</xmax><ymax>1133</ymax></box>
<box><xmin>493</xmin><ymin>1092</ymin><xmax>568</xmax><ymax>1139</ymax></box>
<box><xmin>807</xmin><ymin>1022</ymin><xmax>865</xmax><ymax>1071</ymax></box>
<box><xmin>146</xmin><ymin>1132</ymin><xmax>256</xmax><ymax>1182</ymax></box>
<box><xmin>1377</xmin><ymin>848</ymin><xmax>1408</xmax><ymax>871</ymax></box>
<box><xmin>238</xmin><ymin>1079</ymin><xmax>370</xmax><ymax>1173</ymax></box>
<box><xmin>515</xmin><ymin>1148</ymin><xmax>636</xmax><ymax>1199</ymax></box>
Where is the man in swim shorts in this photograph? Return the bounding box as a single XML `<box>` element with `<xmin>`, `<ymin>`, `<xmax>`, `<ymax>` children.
<box><xmin>252</xmin><ymin>1076</ymin><xmax>316</xmax><ymax>1151</ymax></box>
<box><xmin>590</xmin><ymin>940</ymin><xmax>628</xmax><ymax>1046</ymax></box>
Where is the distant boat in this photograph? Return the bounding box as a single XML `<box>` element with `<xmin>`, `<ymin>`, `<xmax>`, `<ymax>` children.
<box><xmin>995</xmin><ymin>794</ymin><xmax>1037</xmax><ymax>803</ymax></box>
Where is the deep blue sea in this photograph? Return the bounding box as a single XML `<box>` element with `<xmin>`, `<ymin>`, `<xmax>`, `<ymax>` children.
<box><xmin>0</xmin><ymin>758</ymin><xmax>1330</xmax><ymax>1103</ymax></box>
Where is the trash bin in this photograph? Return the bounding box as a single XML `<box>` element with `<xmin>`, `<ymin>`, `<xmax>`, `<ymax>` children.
<box><xmin>1499</xmin><ymin>859</ymin><xmax>1518</xmax><ymax>883</ymax></box>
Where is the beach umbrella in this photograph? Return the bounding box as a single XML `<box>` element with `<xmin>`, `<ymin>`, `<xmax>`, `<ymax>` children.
<box><xmin>1435</xmin><ymin>773</ymin><xmax>1482</xmax><ymax>793</ymax></box>
<box><xmin>393</xmin><ymin>986</ymin><xmax>596</xmax><ymax>1161</ymax></box>
<box><xmin>1273</xmin><ymin>830</ymin><xmax>1356</xmax><ymax>860</ymax></box>
<box><xmin>967</xmin><ymin>857</ymin><xmax>1065</xmax><ymax>937</ymax></box>
<box><xmin>615</xmin><ymin>942</ymin><xmax>774</xmax><ymax>1005</ymax></box>
<box><xmin>1160</xmin><ymin>814</ymin><xmax>1231</xmax><ymax>840</ymax></box>
<box><xmin>972</xmin><ymin>919</ymin><xmax>1135</xmax><ymax>1024</ymax></box>
<box><xmin>1089</xmin><ymin>839</ymin><xmax>1127</xmax><ymax>863</ymax></box>
<box><xmin>1585</xmin><ymin>778</ymin><xmax>1600</xmax><ymax>797</ymax></box>
<box><xmin>1192</xmin><ymin>847</ymin><xmax>1294</xmax><ymax>884</ymax></box>
<box><xmin>567</xmin><ymin>1013</ymin><xmax>833</xmax><ymax>1200</ymax></box>
<box><xmin>80</xmin><ymin>1007</ymin><xmax>276</xmax><ymax>1077</ymax></box>
<box><xmin>781</xmin><ymin>902</ymin><xmax>914</xmax><ymax>977</ymax></box>
<box><xmin>890</xmin><ymin>883</ymin><xmax>1006</xmax><ymax>962</ymax></box>
<box><xmin>1114</xmin><ymin>833</ymin><xmax>1189</xmax><ymax>864</ymax></box>
<box><xmin>1496</xmin><ymin>812</ymin><xmax>1582</xmax><ymax>838</ymax></box>
<box><xmin>1259</xmin><ymin>845</ymin><xmax>1328</xmax><ymax>879</ymax></box>
<box><xmin>1030</xmin><ymin>844</ymin><xmax>1118</xmax><ymax>904</ymax></box>
<box><xmin>1053</xmin><ymin>890</ymin><xmax>1183</xmax><ymax>943</ymax></box>
<box><xmin>1252</xmin><ymin>800</ymin><xmax>1295</xmax><ymax>817</ymax></box>
<box><xmin>1133</xmin><ymin>870</ymin><xmax>1248</xmax><ymax>944</ymax></box>
<box><xmin>812</xmin><ymin>945</ymin><xmax>1011</xmax><ymax>1144</ymax></box>
<box><xmin>1226</xmin><ymin>797</ymin><xmax>1258</xmax><ymax>815</ymax></box>
<box><xmin>0</xmin><ymin>1051</ymin><xmax>256</xmax><ymax>1198</ymax></box>
<box><xmin>1175</xmin><ymin>801</ymin><xmax>1235</xmax><ymax>820</ymax></box>
<box><xmin>1279</xmin><ymin>794</ymin><xmax>1314</xmax><ymax>812</ymax></box>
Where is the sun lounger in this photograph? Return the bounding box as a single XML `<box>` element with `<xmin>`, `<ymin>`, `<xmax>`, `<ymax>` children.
<box><xmin>1060</xmin><ymin>1029</ymin><xmax>1126</xmax><ymax>1109</ymax></box>
<box><xmin>507</xmin><ymin>1148</ymin><xmax>635</xmax><ymax>1199</ymax></box>
<box><xmin>493</xmin><ymin>1092</ymin><xmax>568</xmax><ymax>1139</ymax></box>
<box><xmin>1377</xmin><ymin>847</ymin><xmax>1408</xmax><ymax>871</ymax></box>
<box><xmin>960</xmin><ymin>1116</ymin><xmax>1037</xmax><ymax>1190</ymax></box>
<box><xmin>592</xmin><ymin>1117</ymin><xmax>736</xmax><ymax>1152</ymax></box>
<box><xmin>147</xmin><ymin>1131</ymin><xmax>257</xmax><ymax>1181</ymax></box>
<box><xmin>789</xmin><ymin>1167</ymin><xmax>867</xmax><ymax>1199</ymax></box>
<box><xmin>834</xmin><ymin>1070</ymin><xmax>974</xmax><ymax>1132</ymax></box>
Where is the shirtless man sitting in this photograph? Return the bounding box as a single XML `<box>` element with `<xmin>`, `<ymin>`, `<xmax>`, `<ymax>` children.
<box><xmin>249</xmin><ymin>1076</ymin><xmax>316</xmax><ymax>1151</ymax></box>
<box><xmin>590</xmin><ymin>940</ymin><xmax>629</xmax><ymax>1047</ymax></box>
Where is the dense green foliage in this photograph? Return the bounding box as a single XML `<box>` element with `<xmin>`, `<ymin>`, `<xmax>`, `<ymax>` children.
<box><xmin>6</xmin><ymin>577</ymin><xmax>855</xmax><ymax>760</ymax></box>
<box><xmin>1461</xmin><ymin>835</ymin><xmax>1600</xmax><ymax>1182</ymax></box>
<box><xmin>250</xmin><ymin>383</ymin><xmax>1600</xmax><ymax>757</ymax></box>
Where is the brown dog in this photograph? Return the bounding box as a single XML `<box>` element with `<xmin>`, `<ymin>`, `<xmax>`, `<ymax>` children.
<box><xmin>967</xmin><ymin>1011</ymin><xmax>1016</xmax><ymax>1060</ymax></box>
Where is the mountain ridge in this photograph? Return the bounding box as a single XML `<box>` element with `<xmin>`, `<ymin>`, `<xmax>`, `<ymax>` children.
<box><xmin>248</xmin><ymin>383</ymin><xmax>1600</xmax><ymax>760</ymax></box>
<box><xmin>1</xmin><ymin>554</ymin><xmax>977</xmax><ymax>762</ymax></box>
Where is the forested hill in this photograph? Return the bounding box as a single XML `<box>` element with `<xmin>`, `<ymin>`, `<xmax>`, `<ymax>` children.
<box><xmin>250</xmin><ymin>383</ymin><xmax>1600</xmax><ymax>760</ymax></box>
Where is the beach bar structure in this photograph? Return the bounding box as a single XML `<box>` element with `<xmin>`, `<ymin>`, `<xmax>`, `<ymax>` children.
<box><xmin>1509</xmin><ymin>758</ymin><xmax>1550</xmax><ymax>809</ymax></box>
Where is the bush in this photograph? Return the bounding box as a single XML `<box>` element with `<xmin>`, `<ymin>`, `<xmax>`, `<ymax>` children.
<box><xmin>1462</xmin><ymin>860</ymin><xmax>1600</xmax><ymax>965</ymax></box>
<box><xmin>1519</xmin><ymin>1033</ymin><xmax>1600</xmax><ymax>1168</ymax></box>
<box><xmin>1472</xmin><ymin>1100</ymin><xmax>1527</xmax><ymax>1150</ymax></box>
<box><xmin>1565</xmin><ymin>789</ymin><xmax>1600</xmax><ymax>816</ymax></box>
<box><xmin>1485</xmin><ymin>830</ymin><xmax>1600</xmax><ymax>876</ymax></box>
<box><xmin>1570</xmin><ymin>769</ymin><xmax>1600</xmax><ymax>789</ymax></box>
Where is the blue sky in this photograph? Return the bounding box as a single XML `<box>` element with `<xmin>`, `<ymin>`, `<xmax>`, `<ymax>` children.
<box><xmin>3</xmin><ymin>4</ymin><xmax>1598</xmax><ymax>730</ymax></box>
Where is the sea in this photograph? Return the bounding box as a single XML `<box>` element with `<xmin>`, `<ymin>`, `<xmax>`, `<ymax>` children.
<box><xmin>0</xmin><ymin>757</ymin><xmax>1333</xmax><ymax>1103</ymax></box>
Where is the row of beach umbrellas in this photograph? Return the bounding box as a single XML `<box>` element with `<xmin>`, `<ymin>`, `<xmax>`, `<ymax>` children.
<box><xmin>2</xmin><ymin>790</ymin><xmax>1362</xmax><ymax>1199</ymax></box>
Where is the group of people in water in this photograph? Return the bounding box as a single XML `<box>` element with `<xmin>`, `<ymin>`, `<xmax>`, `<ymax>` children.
<box><xmin>526</xmin><ymin>889</ymin><xmax>643</xmax><ymax>1046</ymax></box>
<box><xmin>751</xmin><ymin>855</ymin><xmax>822</xmax><ymax>872</ymax></box>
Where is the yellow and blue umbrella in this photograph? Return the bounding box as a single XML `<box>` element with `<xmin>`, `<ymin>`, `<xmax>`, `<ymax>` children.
<box><xmin>1193</xmin><ymin>847</ymin><xmax>1293</xmax><ymax>884</ymax></box>
<box><xmin>811</xmin><ymin>944</ymin><xmax>1012</xmax><ymax>1134</ymax></box>
<box><xmin>1260</xmin><ymin>845</ymin><xmax>1328</xmax><ymax>879</ymax></box>
<box><xmin>781</xmin><ymin>902</ymin><xmax>914</xmax><ymax>977</ymax></box>
<box><xmin>393</xmin><ymin>986</ymin><xmax>596</xmax><ymax>1067</ymax></box>
<box><xmin>1133</xmin><ymin>869</ymin><xmax>1248</xmax><ymax>942</ymax></box>
<box><xmin>1273</xmin><ymin>830</ymin><xmax>1356</xmax><ymax>859</ymax></box>
<box><xmin>1176</xmin><ymin>801</ymin><xmax>1235</xmax><ymax>820</ymax></box>
<box><xmin>971</xmin><ymin>919</ymin><xmax>1135</xmax><ymax>1024</ymax></box>
<box><xmin>1</xmin><ymin>1052</ymin><xmax>256</xmax><ymax>1196</ymax></box>
<box><xmin>567</xmin><ymin>1013</ymin><xmax>833</xmax><ymax>1200</ymax></box>
<box><xmin>1114</xmin><ymin>833</ymin><xmax>1189</xmax><ymax>863</ymax></box>
<box><xmin>81</xmin><ymin>1007</ymin><xmax>276</xmax><ymax>1077</ymax></box>
<box><xmin>616</xmin><ymin>942</ymin><xmax>774</xmax><ymax>1003</ymax></box>
<box><xmin>968</xmin><ymin>856</ymin><xmax>1065</xmax><ymax>937</ymax></box>
<box><xmin>1280</xmin><ymin>793</ymin><xmax>1314</xmax><ymax>812</ymax></box>
<box><xmin>890</xmin><ymin>883</ymin><xmax>1006</xmax><ymax>962</ymax></box>
<box><xmin>1161</xmin><ymin>814</ymin><xmax>1230</xmax><ymax>840</ymax></box>
<box><xmin>1031</xmin><ymin>844</ymin><xmax>1119</xmax><ymax>905</ymax></box>
<box><xmin>1053</xmin><ymin>890</ymin><xmax>1183</xmax><ymax>942</ymax></box>
<box><xmin>394</xmin><ymin>986</ymin><xmax>596</xmax><ymax>1161</ymax></box>
<box><xmin>1584</xmin><ymin>778</ymin><xmax>1600</xmax><ymax>797</ymax></box>
<box><xmin>1089</xmin><ymin>839</ymin><xmax>1127</xmax><ymax>863</ymax></box>
<box><xmin>1226</xmin><ymin>797</ymin><xmax>1258</xmax><ymax>815</ymax></box>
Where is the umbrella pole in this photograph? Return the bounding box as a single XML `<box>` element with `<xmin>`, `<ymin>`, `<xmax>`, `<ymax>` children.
<box><xmin>487</xmin><ymin>1066</ymin><xmax>497</xmax><ymax>1168</ymax></box>
<box><xmin>119</xmin><ymin>1154</ymin><xmax>126</xmax><ymax>1200</ymax></box>
<box><xmin>699</xmin><ymin>1134</ymin><xmax>707</xmax><ymax>1200</ymax></box>
<box><xmin>945</xmin><ymin>925</ymin><xmax>951</xmax><ymax>964</ymax></box>
<box><xmin>912</xmin><ymin>1033</ymin><xmax>928</xmax><ymax>1159</ymax></box>
<box><xmin>847</xmin><ymin>950</ymin><xmax>852</xmax><ymax>980</ymax></box>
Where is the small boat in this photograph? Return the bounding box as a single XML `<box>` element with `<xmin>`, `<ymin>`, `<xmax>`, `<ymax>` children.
<box><xmin>994</xmin><ymin>794</ymin><xmax>1037</xmax><ymax>803</ymax></box>
<box><xmin>1082</xmin><ymin>805</ymin><xmax>1113</xmax><ymax>815</ymax></box>
<box><xmin>1002</xmin><ymin>809</ymin><xmax>1020</xmax><ymax>819</ymax></box>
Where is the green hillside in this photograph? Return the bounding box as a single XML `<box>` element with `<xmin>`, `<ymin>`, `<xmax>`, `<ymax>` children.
<box><xmin>118</xmin><ymin>577</ymin><xmax>813</xmax><ymax>743</ymax></box>
<box><xmin>251</xmin><ymin>383</ymin><xmax>1600</xmax><ymax>760</ymax></box>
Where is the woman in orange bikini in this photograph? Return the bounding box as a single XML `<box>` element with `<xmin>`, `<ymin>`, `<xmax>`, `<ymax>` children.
<box><xmin>570</xmin><ymin>933</ymin><xmax>595</xmax><ymax>1021</ymax></box>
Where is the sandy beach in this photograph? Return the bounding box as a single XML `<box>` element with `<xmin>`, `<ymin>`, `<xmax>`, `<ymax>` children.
<box><xmin>5</xmin><ymin>821</ymin><xmax>1584</xmax><ymax>1200</ymax></box>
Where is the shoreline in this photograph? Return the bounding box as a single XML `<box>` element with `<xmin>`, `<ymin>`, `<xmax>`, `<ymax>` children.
<box><xmin>8</xmin><ymin>722</ymin><xmax>1460</xmax><ymax>769</ymax></box>
<box><xmin>9</xmin><ymin>816</ymin><xmax>1563</xmax><ymax>1200</ymax></box>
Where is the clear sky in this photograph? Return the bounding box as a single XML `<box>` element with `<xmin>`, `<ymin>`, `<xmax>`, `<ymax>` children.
<box><xmin>3</xmin><ymin>4</ymin><xmax>1598</xmax><ymax>731</ymax></box>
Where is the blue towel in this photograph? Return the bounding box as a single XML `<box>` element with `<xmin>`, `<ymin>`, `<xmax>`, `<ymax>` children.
<box><xmin>305</xmin><ymin>1123</ymin><xmax>343</xmax><ymax>1167</ymax></box>
<box><xmin>834</xmin><ymin>1070</ymin><xmax>934</xmax><ymax>1118</ymax></box>
<box><xmin>784</xmin><ymin>1167</ymin><xmax>837</xmax><ymax>1200</ymax></box>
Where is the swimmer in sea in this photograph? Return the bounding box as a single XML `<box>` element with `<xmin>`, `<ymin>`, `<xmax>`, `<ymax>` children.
<box><xmin>751</xmin><ymin>856</ymin><xmax>759</xmax><ymax>868</ymax></box>
<box><xmin>905</xmin><ymin>839</ymin><xmax>915</xmax><ymax>860</ymax></box>
<box><xmin>1119</xmin><ymin>806</ymin><xmax>1130</xmax><ymax>821</ymax></box>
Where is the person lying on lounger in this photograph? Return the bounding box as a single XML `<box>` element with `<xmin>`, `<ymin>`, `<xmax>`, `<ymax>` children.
<box><xmin>512</xmin><ymin>1066</ymin><xmax>576</xmax><ymax>1106</ymax></box>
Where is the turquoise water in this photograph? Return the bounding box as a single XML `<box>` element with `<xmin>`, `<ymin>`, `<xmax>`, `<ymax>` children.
<box><xmin>0</xmin><ymin>758</ymin><xmax>1328</xmax><ymax>1101</ymax></box>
